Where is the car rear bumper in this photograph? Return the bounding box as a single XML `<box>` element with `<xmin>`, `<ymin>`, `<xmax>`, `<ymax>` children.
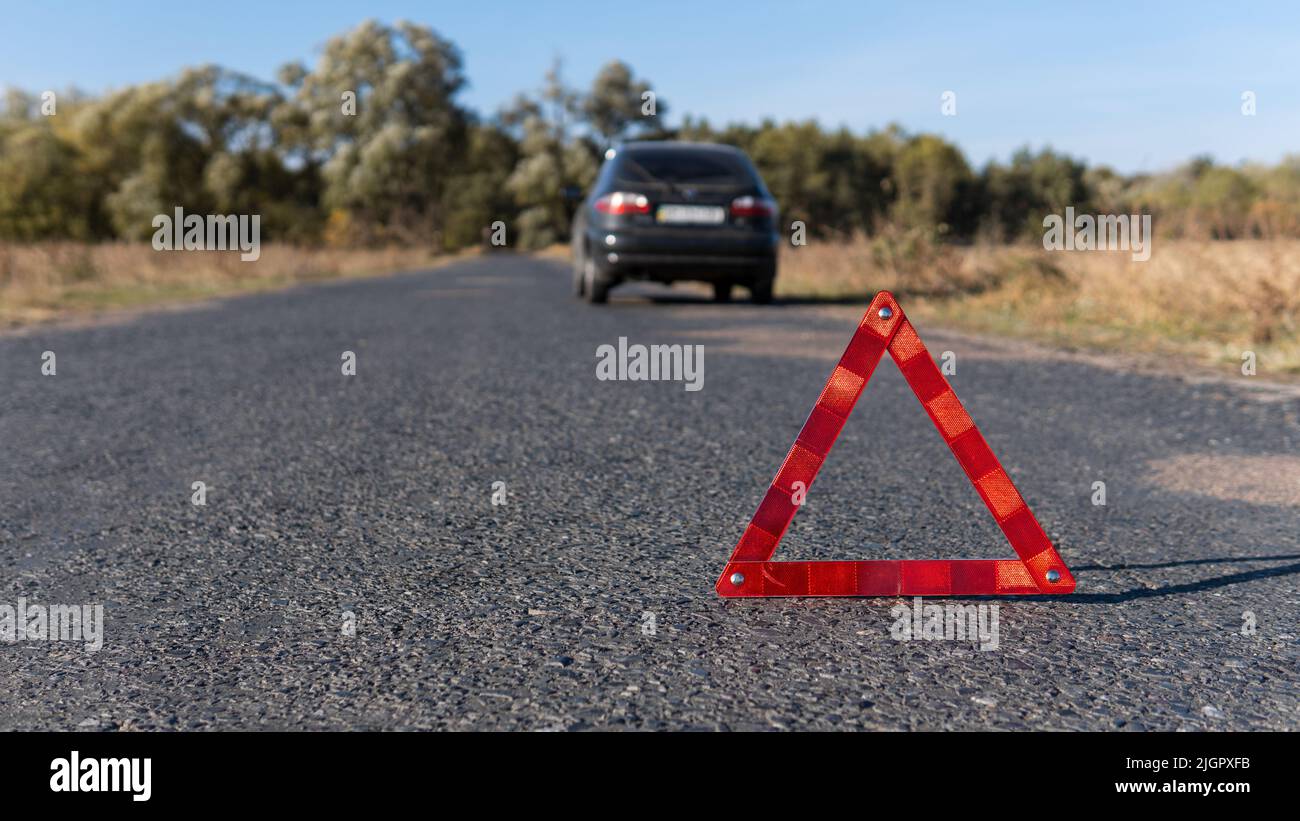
<box><xmin>587</xmin><ymin>228</ymin><xmax>777</xmax><ymax>282</ymax></box>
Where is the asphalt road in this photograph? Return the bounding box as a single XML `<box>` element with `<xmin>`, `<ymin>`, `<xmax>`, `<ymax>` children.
<box><xmin>1</xmin><ymin>254</ymin><xmax>1297</xmax><ymax>730</ymax></box>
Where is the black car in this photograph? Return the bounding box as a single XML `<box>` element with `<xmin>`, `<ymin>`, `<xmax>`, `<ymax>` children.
<box><xmin>570</xmin><ymin>141</ymin><xmax>780</xmax><ymax>304</ymax></box>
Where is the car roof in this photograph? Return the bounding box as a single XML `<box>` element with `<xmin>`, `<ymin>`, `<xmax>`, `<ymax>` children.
<box><xmin>616</xmin><ymin>141</ymin><xmax>744</xmax><ymax>155</ymax></box>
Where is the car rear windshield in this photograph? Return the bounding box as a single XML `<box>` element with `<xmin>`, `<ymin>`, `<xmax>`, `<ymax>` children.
<box><xmin>613</xmin><ymin>149</ymin><xmax>759</xmax><ymax>188</ymax></box>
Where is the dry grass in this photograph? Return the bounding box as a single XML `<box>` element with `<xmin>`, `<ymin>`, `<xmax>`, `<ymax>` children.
<box><xmin>0</xmin><ymin>242</ymin><xmax>459</xmax><ymax>328</ymax></box>
<box><xmin>6</xmin><ymin>237</ymin><xmax>1298</xmax><ymax>375</ymax></box>
<box><xmin>778</xmin><ymin>234</ymin><xmax>1300</xmax><ymax>374</ymax></box>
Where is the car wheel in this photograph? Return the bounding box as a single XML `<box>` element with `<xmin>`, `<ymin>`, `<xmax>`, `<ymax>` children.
<box><xmin>584</xmin><ymin>256</ymin><xmax>611</xmax><ymax>304</ymax></box>
<box><xmin>572</xmin><ymin>247</ymin><xmax>587</xmax><ymax>297</ymax></box>
<box><xmin>748</xmin><ymin>259</ymin><xmax>776</xmax><ymax>304</ymax></box>
<box><xmin>712</xmin><ymin>282</ymin><xmax>733</xmax><ymax>302</ymax></box>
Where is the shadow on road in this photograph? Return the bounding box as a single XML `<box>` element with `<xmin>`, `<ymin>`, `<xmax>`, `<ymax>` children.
<box><xmin>620</xmin><ymin>288</ymin><xmax>963</xmax><ymax>308</ymax></box>
<box><xmin>1073</xmin><ymin>553</ymin><xmax>1300</xmax><ymax>571</ymax></box>
<box><xmin>1044</xmin><ymin>557</ymin><xmax>1300</xmax><ymax>604</ymax></box>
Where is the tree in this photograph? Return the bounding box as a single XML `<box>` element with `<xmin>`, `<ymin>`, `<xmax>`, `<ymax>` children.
<box><xmin>502</xmin><ymin>60</ymin><xmax>599</xmax><ymax>249</ymax></box>
<box><xmin>276</xmin><ymin>20</ymin><xmax>471</xmax><ymax>245</ymax></box>
<box><xmin>72</xmin><ymin>82</ymin><xmax>211</xmax><ymax>240</ymax></box>
<box><xmin>891</xmin><ymin>134</ymin><xmax>974</xmax><ymax>234</ymax></box>
<box><xmin>442</xmin><ymin>123</ymin><xmax>520</xmax><ymax>249</ymax></box>
<box><xmin>1191</xmin><ymin>166</ymin><xmax>1256</xmax><ymax>239</ymax></box>
<box><xmin>981</xmin><ymin>147</ymin><xmax>1092</xmax><ymax>241</ymax></box>
<box><xmin>582</xmin><ymin>60</ymin><xmax>666</xmax><ymax>148</ymax></box>
<box><xmin>0</xmin><ymin>123</ymin><xmax>97</xmax><ymax>239</ymax></box>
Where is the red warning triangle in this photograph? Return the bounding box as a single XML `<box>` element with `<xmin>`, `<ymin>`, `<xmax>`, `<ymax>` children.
<box><xmin>717</xmin><ymin>291</ymin><xmax>1075</xmax><ymax>597</ymax></box>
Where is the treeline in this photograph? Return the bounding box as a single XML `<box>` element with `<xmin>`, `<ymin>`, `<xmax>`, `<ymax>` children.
<box><xmin>3</xmin><ymin>19</ymin><xmax>1299</xmax><ymax>251</ymax></box>
<box><xmin>682</xmin><ymin>120</ymin><xmax>1300</xmax><ymax>243</ymax></box>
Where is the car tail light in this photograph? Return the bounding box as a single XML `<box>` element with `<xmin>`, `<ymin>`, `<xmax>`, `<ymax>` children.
<box><xmin>594</xmin><ymin>192</ymin><xmax>651</xmax><ymax>215</ymax></box>
<box><xmin>730</xmin><ymin>195</ymin><xmax>776</xmax><ymax>218</ymax></box>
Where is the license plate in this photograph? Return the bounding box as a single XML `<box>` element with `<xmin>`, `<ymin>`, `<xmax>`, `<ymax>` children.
<box><xmin>656</xmin><ymin>204</ymin><xmax>726</xmax><ymax>225</ymax></box>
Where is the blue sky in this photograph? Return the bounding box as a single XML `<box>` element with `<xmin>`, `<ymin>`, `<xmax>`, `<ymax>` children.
<box><xmin>4</xmin><ymin>0</ymin><xmax>1299</xmax><ymax>173</ymax></box>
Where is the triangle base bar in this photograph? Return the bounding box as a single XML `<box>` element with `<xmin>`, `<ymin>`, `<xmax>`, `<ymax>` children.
<box><xmin>718</xmin><ymin>560</ymin><xmax>1044</xmax><ymax>598</ymax></box>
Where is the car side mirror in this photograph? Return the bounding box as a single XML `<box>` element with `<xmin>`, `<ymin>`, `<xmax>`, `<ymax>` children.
<box><xmin>561</xmin><ymin>186</ymin><xmax>585</xmax><ymax>203</ymax></box>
